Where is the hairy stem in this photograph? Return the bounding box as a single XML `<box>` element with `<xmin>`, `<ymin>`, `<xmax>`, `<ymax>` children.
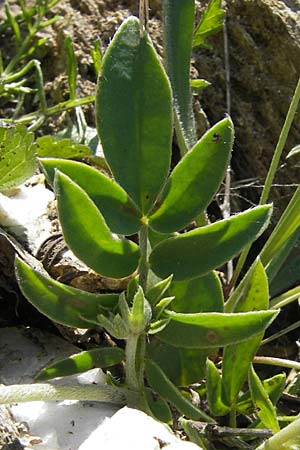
<box><xmin>125</xmin><ymin>333</ymin><xmax>141</xmax><ymax>391</ymax></box>
<box><xmin>138</xmin><ymin>224</ymin><xmax>149</xmax><ymax>292</ymax></box>
<box><xmin>0</xmin><ymin>383</ymin><xmax>127</xmax><ymax>405</ymax></box>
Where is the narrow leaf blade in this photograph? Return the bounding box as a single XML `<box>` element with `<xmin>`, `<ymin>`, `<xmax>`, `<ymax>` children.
<box><xmin>15</xmin><ymin>256</ymin><xmax>118</xmax><ymax>328</ymax></box>
<box><xmin>248</xmin><ymin>365</ymin><xmax>280</xmax><ymax>433</ymax></box>
<box><xmin>145</xmin><ymin>359</ymin><xmax>214</xmax><ymax>422</ymax></box>
<box><xmin>222</xmin><ymin>259</ymin><xmax>269</xmax><ymax>406</ymax></box>
<box><xmin>36</xmin><ymin>347</ymin><xmax>125</xmax><ymax>381</ymax></box>
<box><xmin>206</xmin><ymin>359</ymin><xmax>230</xmax><ymax>416</ymax></box>
<box><xmin>149</xmin><ymin>118</ymin><xmax>234</xmax><ymax>233</ymax></box>
<box><xmin>163</xmin><ymin>0</ymin><xmax>196</xmax><ymax>152</ymax></box>
<box><xmin>157</xmin><ymin>310</ymin><xmax>278</xmax><ymax>348</ymax></box>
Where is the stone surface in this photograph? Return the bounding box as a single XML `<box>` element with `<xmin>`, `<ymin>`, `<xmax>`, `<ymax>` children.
<box><xmin>78</xmin><ymin>407</ymin><xmax>201</xmax><ymax>450</ymax></box>
<box><xmin>0</xmin><ymin>327</ymin><xmax>201</xmax><ymax>450</ymax></box>
<box><xmin>195</xmin><ymin>0</ymin><xmax>300</xmax><ymax>218</ymax></box>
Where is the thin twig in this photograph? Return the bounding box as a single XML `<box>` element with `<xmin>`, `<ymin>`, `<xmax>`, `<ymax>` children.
<box><xmin>221</xmin><ymin>3</ymin><xmax>233</xmax><ymax>280</ymax></box>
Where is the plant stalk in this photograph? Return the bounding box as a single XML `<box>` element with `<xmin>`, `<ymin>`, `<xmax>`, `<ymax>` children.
<box><xmin>138</xmin><ymin>224</ymin><xmax>149</xmax><ymax>292</ymax></box>
<box><xmin>253</xmin><ymin>356</ymin><xmax>300</xmax><ymax>371</ymax></box>
<box><xmin>125</xmin><ymin>333</ymin><xmax>147</xmax><ymax>410</ymax></box>
<box><xmin>0</xmin><ymin>383</ymin><xmax>127</xmax><ymax>405</ymax></box>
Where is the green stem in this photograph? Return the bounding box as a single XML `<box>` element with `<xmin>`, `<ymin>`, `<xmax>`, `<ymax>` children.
<box><xmin>261</xmin><ymin>320</ymin><xmax>300</xmax><ymax>346</ymax></box>
<box><xmin>138</xmin><ymin>224</ymin><xmax>149</xmax><ymax>292</ymax></box>
<box><xmin>2</xmin><ymin>95</ymin><xmax>95</xmax><ymax>125</ymax></box>
<box><xmin>270</xmin><ymin>285</ymin><xmax>300</xmax><ymax>309</ymax></box>
<box><xmin>253</xmin><ymin>356</ymin><xmax>300</xmax><ymax>371</ymax></box>
<box><xmin>125</xmin><ymin>333</ymin><xmax>147</xmax><ymax>410</ymax></box>
<box><xmin>0</xmin><ymin>383</ymin><xmax>127</xmax><ymax>405</ymax></box>
<box><xmin>230</xmin><ymin>76</ymin><xmax>300</xmax><ymax>289</ymax></box>
<box><xmin>229</xmin><ymin>406</ymin><xmax>237</xmax><ymax>428</ymax></box>
<box><xmin>256</xmin><ymin>416</ymin><xmax>300</xmax><ymax>450</ymax></box>
<box><xmin>125</xmin><ymin>333</ymin><xmax>141</xmax><ymax>392</ymax></box>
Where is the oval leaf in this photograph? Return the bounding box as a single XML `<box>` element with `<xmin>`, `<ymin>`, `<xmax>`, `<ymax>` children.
<box><xmin>149</xmin><ymin>205</ymin><xmax>272</xmax><ymax>281</ymax></box>
<box><xmin>41</xmin><ymin>158</ymin><xmax>142</xmax><ymax>235</ymax></box>
<box><xmin>54</xmin><ymin>171</ymin><xmax>140</xmax><ymax>278</ymax></box>
<box><xmin>96</xmin><ymin>17</ymin><xmax>172</xmax><ymax>213</ymax></box>
<box><xmin>158</xmin><ymin>310</ymin><xmax>278</xmax><ymax>348</ymax></box>
<box><xmin>15</xmin><ymin>256</ymin><xmax>118</xmax><ymax>328</ymax></box>
<box><xmin>36</xmin><ymin>347</ymin><xmax>125</xmax><ymax>381</ymax></box>
<box><xmin>149</xmin><ymin>118</ymin><xmax>233</xmax><ymax>233</ymax></box>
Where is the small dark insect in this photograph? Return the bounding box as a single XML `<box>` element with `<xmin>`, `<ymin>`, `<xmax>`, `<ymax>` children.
<box><xmin>212</xmin><ymin>133</ymin><xmax>221</xmax><ymax>143</ymax></box>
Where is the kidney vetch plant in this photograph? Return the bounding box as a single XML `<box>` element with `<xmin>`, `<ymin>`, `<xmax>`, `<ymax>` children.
<box><xmin>1</xmin><ymin>1</ymin><xmax>300</xmax><ymax>449</ymax></box>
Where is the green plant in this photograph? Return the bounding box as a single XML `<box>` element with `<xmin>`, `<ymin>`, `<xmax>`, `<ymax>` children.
<box><xmin>0</xmin><ymin>1</ymin><xmax>97</xmax><ymax>132</ymax></box>
<box><xmin>1</xmin><ymin>2</ymin><xmax>300</xmax><ymax>449</ymax></box>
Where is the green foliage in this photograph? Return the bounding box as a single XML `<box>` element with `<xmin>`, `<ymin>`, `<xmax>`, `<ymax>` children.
<box><xmin>248</xmin><ymin>365</ymin><xmax>280</xmax><ymax>433</ymax></box>
<box><xmin>15</xmin><ymin>256</ymin><xmax>118</xmax><ymax>328</ymax></box>
<box><xmin>149</xmin><ymin>205</ymin><xmax>272</xmax><ymax>280</ymax></box>
<box><xmin>0</xmin><ymin>124</ymin><xmax>37</xmax><ymax>191</ymax></box>
<box><xmin>54</xmin><ymin>171</ymin><xmax>140</xmax><ymax>278</ymax></box>
<box><xmin>41</xmin><ymin>158</ymin><xmax>142</xmax><ymax>235</ymax></box>
<box><xmin>36</xmin><ymin>136</ymin><xmax>92</xmax><ymax>160</ymax></box>
<box><xmin>163</xmin><ymin>0</ymin><xmax>196</xmax><ymax>153</ymax></box>
<box><xmin>36</xmin><ymin>347</ymin><xmax>125</xmax><ymax>381</ymax></box>
<box><xmin>145</xmin><ymin>359</ymin><xmax>214</xmax><ymax>422</ymax></box>
<box><xmin>149</xmin><ymin>118</ymin><xmax>233</xmax><ymax>232</ymax></box>
<box><xmin>0</xmin><ymin>1</ymin><xmax>95</xmax><ymax>131</ymax></box>
<box><xmin>4</xmin><ymin>3</ymin><xmax>300</xmax><ymax>448</ymax></box>
<box><xmin>193</xmin><ymin>0</ymin><xmax>226</xmax><ymax>50</ymax></box>
<box><xmin>96</xmin><ymin>17</ymin><xmax>172</xmax><ymax>213</ymax></box>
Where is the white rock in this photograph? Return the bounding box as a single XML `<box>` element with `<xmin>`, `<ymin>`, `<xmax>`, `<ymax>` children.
<box><xmin>78</xmin><ymin>407</ymin><xmax>201</xmax><ymax>450</ymax></box>
<box><xmin>0</xmin><ymin>175</ymin><xmax>54</xmax><ymax>252</ymax></box>
<box><xmin>1</xmin><ymin>330</ymin><xmax>201</xmax><ymax>450</ymax></box>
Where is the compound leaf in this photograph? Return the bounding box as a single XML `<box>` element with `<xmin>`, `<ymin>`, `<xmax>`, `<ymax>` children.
<box><xmin>193</xmin><ymin>0</ymin><xmax>225</xmax><ymax>50</ymax></box>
